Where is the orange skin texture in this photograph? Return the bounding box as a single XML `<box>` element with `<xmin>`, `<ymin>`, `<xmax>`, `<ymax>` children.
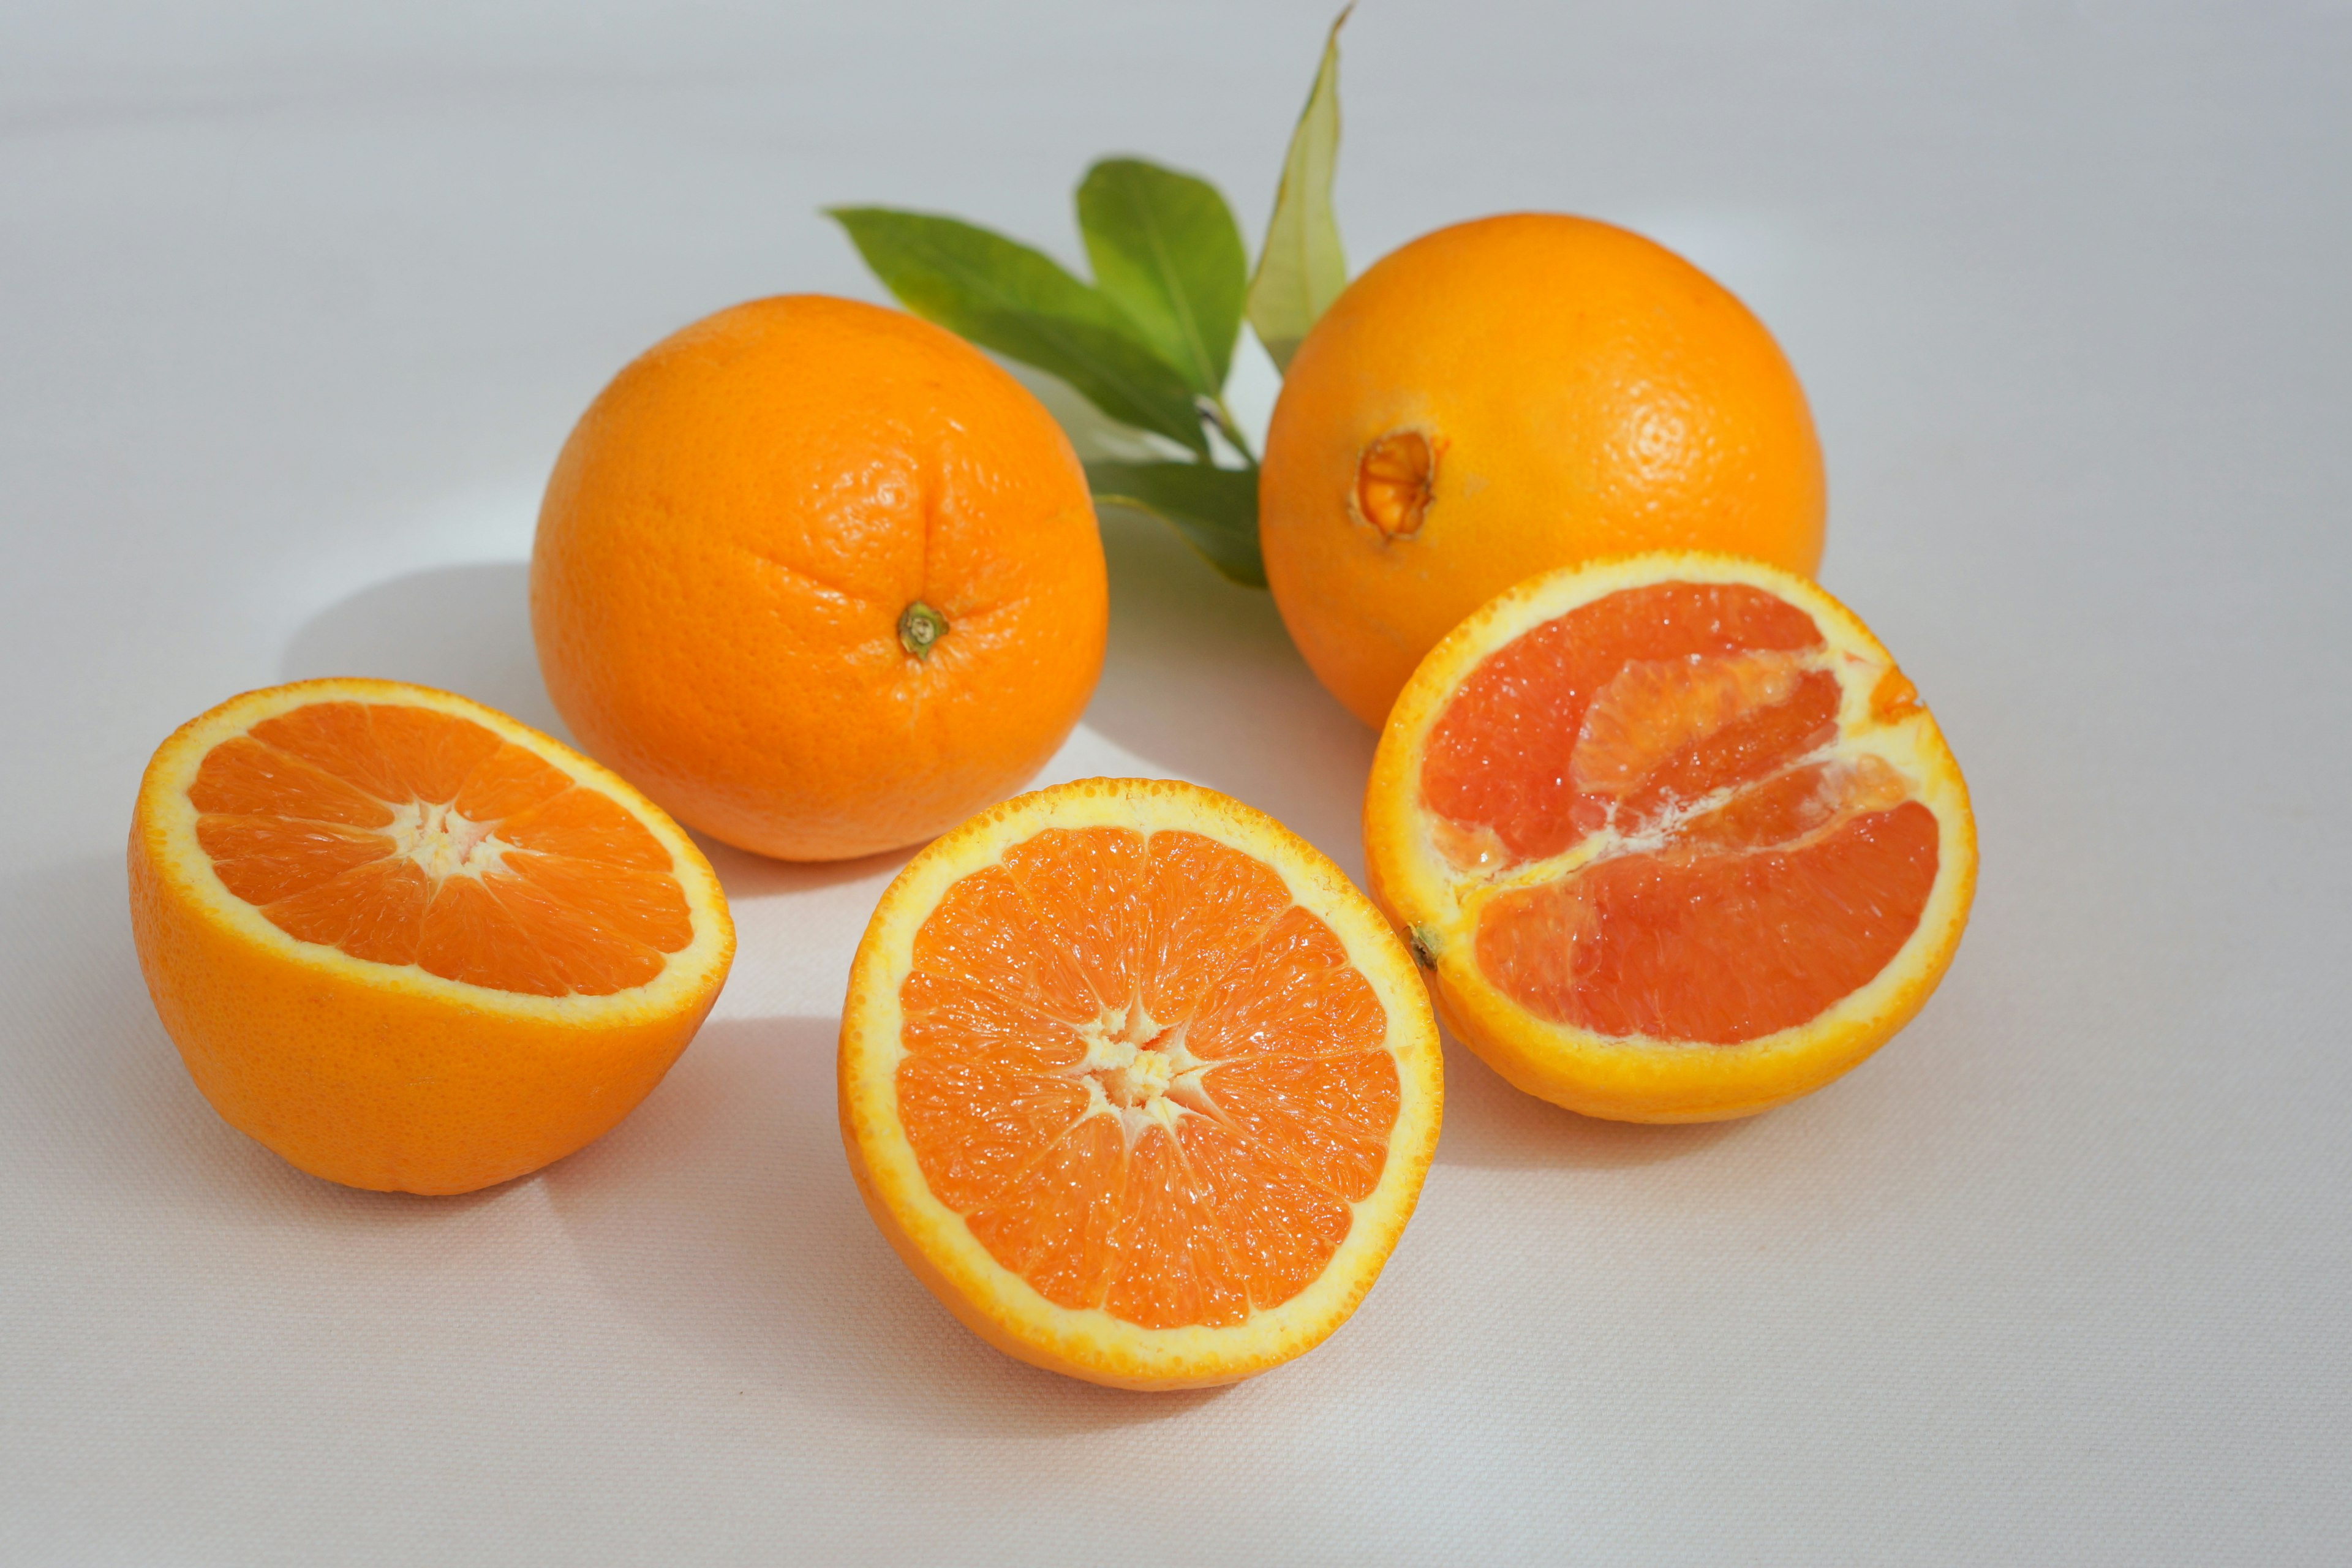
<box><xmin>1260</xmin><ymin>213</ymin><xmax>1827</xmax><ymax>728</ymax></box>
<box><xmin>127</xmin><ymin>679</ymin><xmax>735</xmax><ymax>1195</ymax></box>
<box><xmin>532</xmin><ymin>295</ymin><xmax>1108</xmax><ymax>861</ymax></box>
<box><xmin>130</xmin><ymin>847</ymin><xmax>714</xmax><ymax>1193</ymax></box>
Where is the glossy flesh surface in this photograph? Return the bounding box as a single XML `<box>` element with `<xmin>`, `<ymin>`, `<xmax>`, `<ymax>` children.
<box><xmin>190</xmin><ymin>700</ymin><xmax>692</xmax><ymax>997</ymax></box>
<box><xmin>899</xmin><ymin>826</ymin><xmax>1400</xmax><ymax>1330</ymax></box>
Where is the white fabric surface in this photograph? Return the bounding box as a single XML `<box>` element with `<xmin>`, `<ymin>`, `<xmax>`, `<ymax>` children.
<box><xmin>5</xmin><ymin>2</ymin><xmax>2348</xmax><ymax>1561</ymax></box>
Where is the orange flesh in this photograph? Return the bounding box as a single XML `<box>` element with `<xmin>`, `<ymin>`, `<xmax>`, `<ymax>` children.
<box><xmin>1421</xmin><ymin>582</ymin><xmax>1939</xmax><ymax>1044</ymax></box>
<box><xmin>896</xmin><ymin>827</ymin><xmax>1400</xmax><ymax>1331</ymax></box>
<box><xmin>188</xmin><ymin>701</ymin><xmax>692</xmax><ymax>997</ymax></box>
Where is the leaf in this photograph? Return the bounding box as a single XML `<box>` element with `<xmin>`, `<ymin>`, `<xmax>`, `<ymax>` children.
<box><xmin>1246</xmin><ymin>6</ymin><xmax>1352</xmax><ymax>373</ymax></box>
<box><xmin>1076</xmin><ymin>159</ymin><xmax>1249</xmax><ymax>398</ymax></box>
<box><xmin>827</xmin><ymin>206</ymin><xmax>1209</xmax><ymax>456</ymax></box>
<box><xmin>1087</xmin><ymin>461</ymin><xmax>1265</xmax><ymax>587</ymax></box>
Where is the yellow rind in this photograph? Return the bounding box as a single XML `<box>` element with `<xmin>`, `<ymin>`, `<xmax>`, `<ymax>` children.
<box><xmin>1365</xmin><ymin>552</ymin><xmax>1977</xmax><ymax>1123</ymax></box>
<box><xmin>839</xmin><ymin>777</ymin><xmax>1444</xmax><ymax>1390</ymax></box>
<box><xmin>129</xmin><ymin>677</ymin><xmax>736</xmax><ymax>1193</ymax></box>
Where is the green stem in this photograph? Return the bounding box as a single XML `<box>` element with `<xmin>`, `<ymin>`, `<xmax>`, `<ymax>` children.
<box><xmin>1196</xmin><ymin>395</ymin><xmax>1258</xmax><ymax>467</ymax></box>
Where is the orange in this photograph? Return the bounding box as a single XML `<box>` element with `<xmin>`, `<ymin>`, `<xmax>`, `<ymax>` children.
<box><xmin>532</xmin><ymin>294</ymin><xmax>1107</xmax><ymax>862</ymax></box>
<box><xmin>839</xmin><ymin>777</ymin><xmax>1442</xmax><ymax>1389</ymax></box>
<box><xmin>1365</xmin><ymin>554</ymin><xmax>1973</xmax><ymax>1122</ymax></box>
<box><xmin>1260</xmin><ymin>213</ymin><xmax>1826</xmax><ymax>727</ymax></box>
<box><xmin>128</xmin><ymin>678</ymin><xmax>734</xmax><ymax>1194</ymax></box>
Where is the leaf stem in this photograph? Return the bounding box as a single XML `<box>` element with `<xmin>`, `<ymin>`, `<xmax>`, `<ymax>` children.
<box><xmin>1197</xmin><ymin>394</ymin><xmax>1259</xmax><ymax>466</ymax></box>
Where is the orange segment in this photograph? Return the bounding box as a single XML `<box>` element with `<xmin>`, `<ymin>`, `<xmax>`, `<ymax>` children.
<box><xmin>262</xmin><ymin>857</ymin><xmax>431</xmax><ymax>967</ymax></box>
<box><xmin>130</xmin><ymin>678</ymin><xmax>734</xmax><ymax>1194</ymax></box>
<box><xmin>194</xmin><ymin>815</ymin><xmax>396</xmax><ymax>905</ymax></box>
<box><xmin>1474</xmin><ymin>801</ymin><xmax>1942</xmax><ymax>1043</ymax></box>
<box><xmin>1366</xmin><ymin>554</ymin><xmax>1977</xmax><ymax>1123</ymax></box>
<box><xmin>840</xmin><ymin>778</ymin><xmax>1442</xmax><ymax>1390</ymax></box>
<box><xmin>1419</xmin><ymin>579</ymin><xmax>1825</xmax><ymax>869</ymax></box>
<box><xmin>189</xmin><ymin>735</ymin><xmax>394</xmax><ymax>828</ymax></box>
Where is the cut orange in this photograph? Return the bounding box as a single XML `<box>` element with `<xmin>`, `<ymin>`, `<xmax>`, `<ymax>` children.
<box><xmin>1366</xmin><ymin>554</ymin><xmax>1975</xmax><ymax>1122</ymax></box>
<box><xmin>129</xmin><ymin>678</ymin><xmax>734</xmax><ymax>1194</ymax></box>
<box><xmin>839</xmin><ymin>778</ymin><xmax>1442</xmax><ymax>1389</ymax></box>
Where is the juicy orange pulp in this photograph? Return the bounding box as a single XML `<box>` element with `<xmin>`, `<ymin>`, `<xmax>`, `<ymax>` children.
<box><xmin>190</xmin><ymin>701</ymin><xmax>693</xmax><ymax>997</ymax></box>
<box><xmin>897</xmin><ymin>825</ymin><xmax>1400</xmax><ymax>1331</ymax></box>
<box><xmin>1422</xmin><ymin>581</ymin><xmax>1939</xmax><ymax>1045</ymax></box>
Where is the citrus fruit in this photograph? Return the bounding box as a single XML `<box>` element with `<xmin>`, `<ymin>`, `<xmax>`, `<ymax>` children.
<box><xmin>839</xmin><ymin>777</ymin><xmax>1442</xmax><ymax>1389</ymax></box>
<box><xmin>128</xmin><ymin>677</ymin><xmax>734</xmax><ymax>1194</ymax></box>
<box><xmin>1260</xmin><ymin>213</ymin><xmax>1826</xmax><ymax>727</ymax></box>
<box><xmin>1365</xmin><ymin>554</ymin><xmax>1973</xmax><ymax>1123</ymax></box>
<box><xmin>532</xmin><ymin>293</ymin><xmax>1107</xmax><ymax>862</ymax></box>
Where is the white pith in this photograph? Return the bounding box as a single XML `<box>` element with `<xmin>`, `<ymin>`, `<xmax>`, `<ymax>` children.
<box><xmin>1068</xmin><ymin>1001</ymin><xmax>1213</xmax><ymax>1146</ymax></box>
<box><xmin>381</xmin><ymin>800</ymin><xmax>514</xmax><ymax>885</ymax></box>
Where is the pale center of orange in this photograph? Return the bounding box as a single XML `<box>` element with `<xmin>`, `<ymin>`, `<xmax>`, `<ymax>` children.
<box><xmin>384</xmin><ymin>801</ymin><xmax>510</xmax><ymax>883</ymax></box>
<box><xmin>1072</xmin><ymin>1007</ymin><xmax>1209</xmax><ymax>1132</ymax></box>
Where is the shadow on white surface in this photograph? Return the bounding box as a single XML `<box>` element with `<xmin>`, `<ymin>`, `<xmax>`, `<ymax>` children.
<box><xmin>1083</xmin><ymin>510</ymin><xmax>1376</xmax><ymax>854</ymax></box>
<box><xmin>281</xmin><ymin>561</ymin><xmax>567</xmax><ymax>742</ymax></box>
<box><xmin>2</xmin><ymin>856</ymin><xmax>513</xmax><ymax>1223</ymax></box>
<box><xmin>698</xmin><ymin>836</ymin><xmax>919</xmax><ymax>903</ymax></box>
<box><xmin>542</xmin><ymin>1015</ymin><xmax>1226</xmax><ymax>1433</ymax></box>
<box><xmin>1433</xmin><ymin>1034</ymin><xmax>1747</xmax><ymax>1170</ymax></box>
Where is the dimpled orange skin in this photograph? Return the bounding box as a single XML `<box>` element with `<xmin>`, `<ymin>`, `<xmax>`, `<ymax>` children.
<box><xmin>1260</xmin><ymin>214</ymin><xmax>1827</xmax><ymax>728</ymax></box>
<box><xmin>532</xmin><ymin>295</ymin><xmax>1108</xmax><ymax>861</ymax></box>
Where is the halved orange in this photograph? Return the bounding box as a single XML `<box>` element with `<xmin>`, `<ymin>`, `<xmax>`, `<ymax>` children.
<box><xmin>129</xmin><ymin>677</ymin><xmax>734</xmax><ymax>1194</ymax></box>
<box><xmin>839</xmin><ymin>778</ymin><xmax>1442</xmax><ymax>1389</ymax></box>
<box><xmin>1366</xmin><ymin>554</ymin><xmax>1975</xmax><ymax>1122</ymax></box>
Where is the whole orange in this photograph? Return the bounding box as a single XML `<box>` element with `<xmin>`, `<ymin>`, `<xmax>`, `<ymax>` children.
<box><xmin>532</xmin><ymin>295</ymin><xmax>1107</xmax><ymax>861</ymax></box>
<box><xmin>1259</xmin><ymin>213</ymin><xmax>1826</xmax><ymax>728</ymax></box>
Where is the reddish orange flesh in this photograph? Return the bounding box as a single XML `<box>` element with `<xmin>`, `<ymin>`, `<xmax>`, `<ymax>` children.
<box><xmin>1475</xmin><ymin>802</ymin><xmax>1940</xmax><ymax>1043</ymax></box>
<box><xmin>895</xmin><ymin>827</ymin><xmax>1400</xmax><ymax>1330</ymax></box>
<box><xmin>187</xmin><ymin>701</ymin><xmax>692</xmax><ymax>997</ymax></box>
<box><xmin>1422</xmin><ymin>582</ymin><xmax>1940</xmax><ymax>1044</ymax></box>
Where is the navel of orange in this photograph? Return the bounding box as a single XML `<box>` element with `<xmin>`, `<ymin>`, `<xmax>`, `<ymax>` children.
<box><xmin>1261</xmin><ymin>213</ymin><xmax>1826</xmax><ymax>729</ymax></box>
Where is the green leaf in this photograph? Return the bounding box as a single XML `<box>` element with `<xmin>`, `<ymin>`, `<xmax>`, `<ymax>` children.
<box><xmin>1076</xmin><ymin>159</ymin><xmax>1249</xmax><ymax>398</ymax></box>
<box><xmin>827</xmin><ymin>206</ymin><xmax>1209</xmax><ymax>456</ymax></box>
<box><xmin>1087</xmin><ymin>461</ymin><xmax>1265</xmax><ymax>587</ymax></box>
<box><xmin>1246</xmin><ymin>6</ymin><xmax>1352</xmax><ymax>372</ymax></box>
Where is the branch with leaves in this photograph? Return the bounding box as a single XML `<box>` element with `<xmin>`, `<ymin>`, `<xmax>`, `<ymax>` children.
<box><xmin>829</xmin><ymin>9</ymin><xmax>1352</xmax><ymax>587</ymax></box>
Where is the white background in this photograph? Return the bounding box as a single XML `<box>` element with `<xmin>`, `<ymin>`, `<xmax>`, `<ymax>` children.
<box><xmin>6</xmin><ymin>2</ymin><xmax>2349</xmax><ymax>1562</ymax></box>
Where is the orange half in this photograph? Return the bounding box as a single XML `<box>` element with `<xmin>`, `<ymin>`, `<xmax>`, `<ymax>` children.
<box><xmin>129</xmin><ymin>677</ymin><xmax>734</xmax><ymax>1193</ymax></box>
<box><xmin>1366</xmin><ymin>554</ymin><xmax>1975</xmax><ymax>1121</ymax></box>
<box><xmin>839</xmin><ymin>778</ymin><xmax>1442</xmax><ymax>1389</ymax></box>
